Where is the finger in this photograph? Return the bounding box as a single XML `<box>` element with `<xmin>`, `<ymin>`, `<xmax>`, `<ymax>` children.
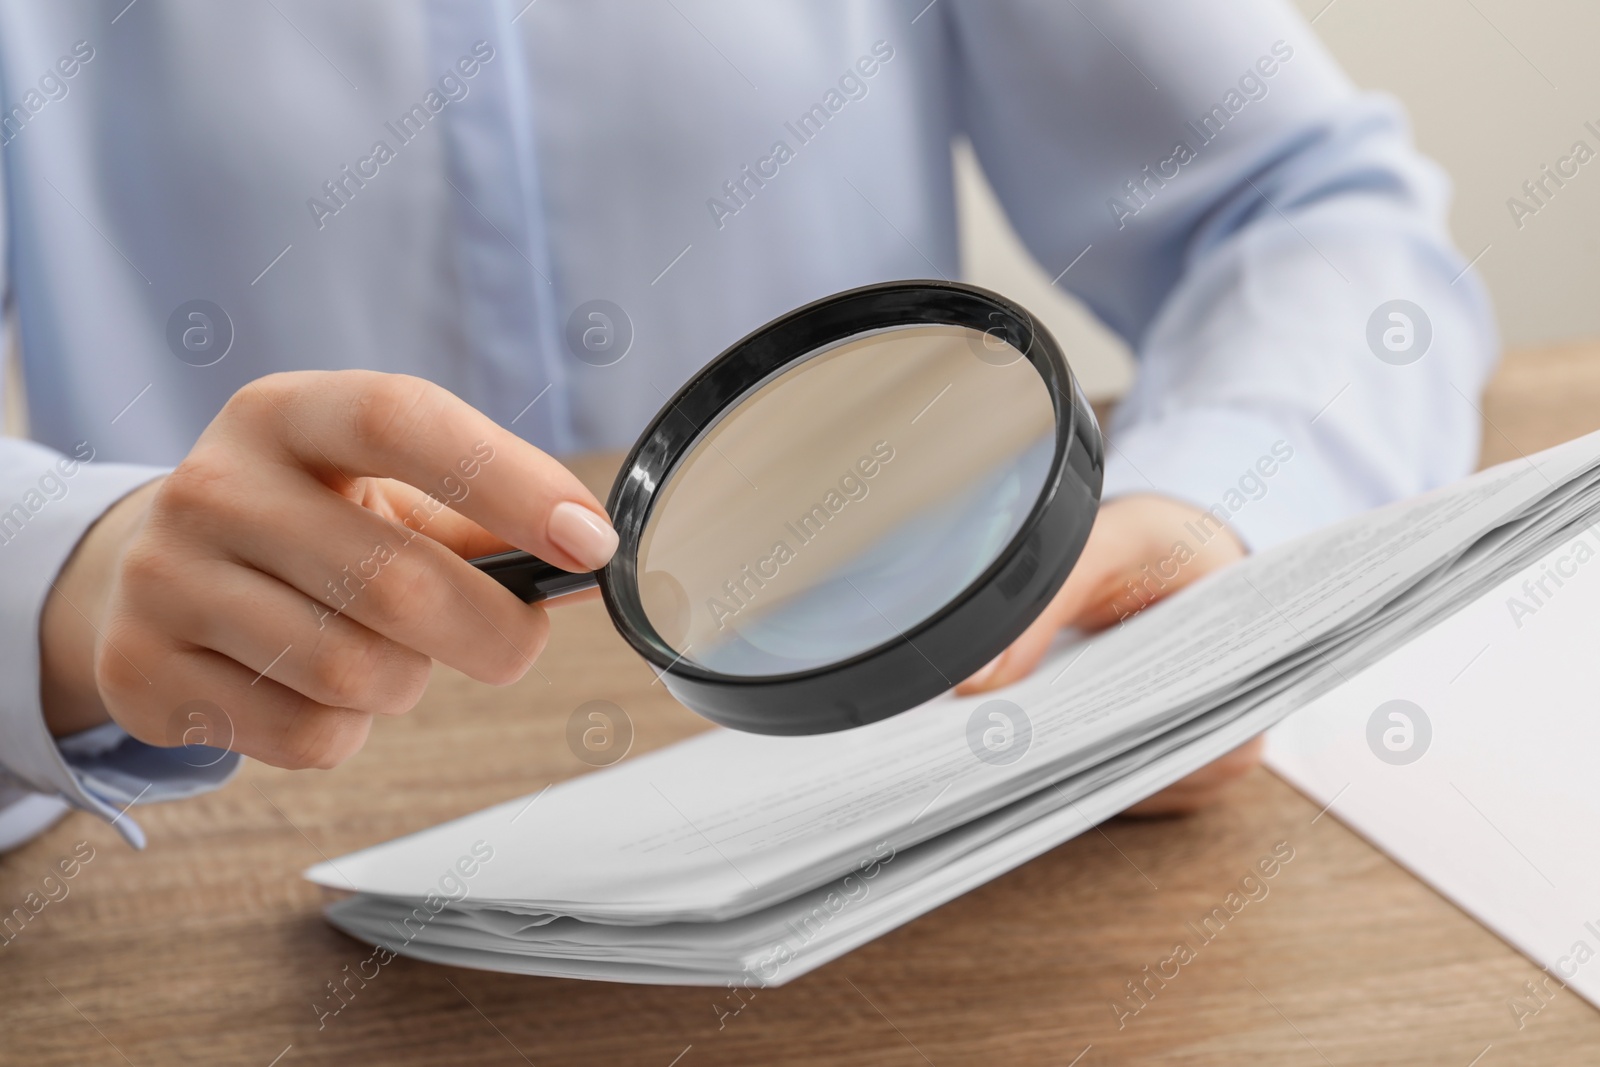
<box><xmin>98</xmin><ymin>622</ymin><xmax>375</xmax><ymax>771</ymax></box>
<box><xmin>955</xmin><ymin>607</ymin><xmax>1069</xmax><ymax>695</ymax></box>
<box><xmin>957</xmin><ymin>495</ymin><xmax>1250</xmax><ymax>694</ymax></box>
<box><xmin>156</xmin><ymin>466</ymin><xmax>550</xmax><ymax>685</ymax></box>
<box><xmin>955</xmin><ymin>555</ymin><xmax>1114</xmax><ymax>694</ymax></box>
<box><xmin>154</xmin><ymin>557</ymin><xmax>431</xmax><ymax>716</ymax></box>
<box><xmin>225</xmin><ymin>372</ymin><xmax>617</xmax><ymax>572</ymax></box>
<box><xmin>361</xmin><ymin>479</ymin><xmax>603</xmax><ymax>607</ymax></box>
<box><xmin>357</xmin><ymin>478</ymin><xmax>517</xmax><ymax>560</ymax></box>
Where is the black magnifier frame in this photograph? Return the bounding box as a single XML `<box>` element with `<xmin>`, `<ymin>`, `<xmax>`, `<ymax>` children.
<box><xmin>471</xmin><ymin>280</ymin><xmax>1104</xmax><ymax>735</ymax></box>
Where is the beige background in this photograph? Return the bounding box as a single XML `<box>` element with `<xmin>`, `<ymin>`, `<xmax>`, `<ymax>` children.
<box><xmin>960</xmin><ymin>0</ymin><xmax>1600</xmax><ymax>398</ymax></box>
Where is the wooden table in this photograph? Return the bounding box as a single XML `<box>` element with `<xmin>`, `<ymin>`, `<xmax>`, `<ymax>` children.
<box><xmin>6</xmin><ymin>344</ymin><xmax>1600</xmax><ymax>1066</ymax></box>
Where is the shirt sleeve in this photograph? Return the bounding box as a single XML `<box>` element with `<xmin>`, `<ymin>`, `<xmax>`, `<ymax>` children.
<box><xmin>946</xmin><ymin>0</ymin><xmax>1498</xmax><ymax>550</ymax></box>
<box><xmin>0</xmin><ymin>136</ymin><xmax>240</xmax><ymax>851</ymax></box>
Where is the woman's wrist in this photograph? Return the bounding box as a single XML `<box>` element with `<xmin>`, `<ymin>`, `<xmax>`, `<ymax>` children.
<box><xmin>40</xmin><ymin>479</ymin><xmax>163</xmax><ymax>737</ymax></box>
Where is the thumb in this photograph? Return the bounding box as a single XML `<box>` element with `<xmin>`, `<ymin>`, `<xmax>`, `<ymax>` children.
<box><xmin>954</xmin><ymin>494</ymin><xmax>1246</xmax><ymax>695</ymax></box>
<box><xmin>955</xmin><ymin>605</ymin><xmax>1073</xmax><ymax>695</ymax></box>
<box><xmin>955</xmin><ymin>565</ymin><xmax>1107</xmax><ymax>694</ymax></box>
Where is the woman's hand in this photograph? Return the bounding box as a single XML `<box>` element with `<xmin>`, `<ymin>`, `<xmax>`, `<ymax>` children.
<box><xmin>41</xmin><ymin>371</ymin><xmax>618</xmax><ymax>770</ymax></box>
<box><xmin>956</xmin><ymin>494</ymin><xmax>1259</xmax><ymax>817</ymax></box>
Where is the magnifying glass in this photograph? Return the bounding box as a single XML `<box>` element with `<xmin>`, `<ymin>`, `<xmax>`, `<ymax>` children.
<box><xmin>471</xmin><ymin>280</ymin><xmax>1102</xmax><ymax>734</ymax></box>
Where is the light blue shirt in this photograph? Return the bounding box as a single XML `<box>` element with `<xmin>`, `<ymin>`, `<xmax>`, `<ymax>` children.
<box><xmin>0</xmin><ymin>0</ymin><xmax>1497</xmax><ymax>849</ymax></box>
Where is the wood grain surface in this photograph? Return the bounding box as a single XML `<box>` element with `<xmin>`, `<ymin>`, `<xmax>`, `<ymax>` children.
<box><xmin>5</xmin><ymin>346</ymin><xmax>1600</xmax><ymax>1066</ymax></box>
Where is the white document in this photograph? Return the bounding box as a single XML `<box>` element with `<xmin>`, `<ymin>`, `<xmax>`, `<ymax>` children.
<box><xmin>1267</xmin><ymin>519</ymin><xmax>1600</xmax><ymax>1015</ymax></box>
<box><xmin>307</xmin><ymin>430</ymin><xmax>1600</xmax><ymax>986</ymax></box>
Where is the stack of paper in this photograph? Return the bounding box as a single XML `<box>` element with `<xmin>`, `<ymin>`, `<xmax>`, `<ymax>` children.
<box><xmin>306</xmin><ymin>430</ymin><xmax>1600</xmax><ymax>986</ymax></box>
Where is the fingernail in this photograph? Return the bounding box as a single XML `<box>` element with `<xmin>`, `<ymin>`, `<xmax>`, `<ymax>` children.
<box><xmin>547</xmin><ymin>502</ymin><xmax>619</xmax><ymax>571</ymax></box>
<box><xmin>966</xmin><ymin>654</ymin><xmax>1004</xmax><ymax>689</ymax></box>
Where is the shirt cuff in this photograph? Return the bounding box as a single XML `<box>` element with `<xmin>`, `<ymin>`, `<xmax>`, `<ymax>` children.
<box><xmin>1100</xmin><ymin>405</ymin><xmax>1366</xmax><ymax>553</ymax></box>
<box><xmin>0</xmin><ymin>449</ymin><xmax>236</xmax><ymax>850</ymax></box>
<box><xmin>59</xmin><ymin>724</ymin><xmax>242</xmax><ymax>847</ymax></box>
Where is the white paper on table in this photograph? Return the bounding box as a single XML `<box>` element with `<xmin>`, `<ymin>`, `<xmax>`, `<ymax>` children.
<box><xmin>1267</xmin><ymin>521</ymin><xmax>1600</xmax><ymax>1012</ymax></box>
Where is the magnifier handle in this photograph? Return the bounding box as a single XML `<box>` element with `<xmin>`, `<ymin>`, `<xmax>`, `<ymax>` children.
<box><xmin>469</xmin><ymin>549</ymin><xmax>598</xmax><ymax>603</ymax></box>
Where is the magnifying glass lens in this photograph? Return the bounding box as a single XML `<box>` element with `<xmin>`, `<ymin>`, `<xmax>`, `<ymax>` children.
<box><xmin>637</xmin><ymin>324</ymin><xmax>1055</xmax><ymax>677</ymax></box>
